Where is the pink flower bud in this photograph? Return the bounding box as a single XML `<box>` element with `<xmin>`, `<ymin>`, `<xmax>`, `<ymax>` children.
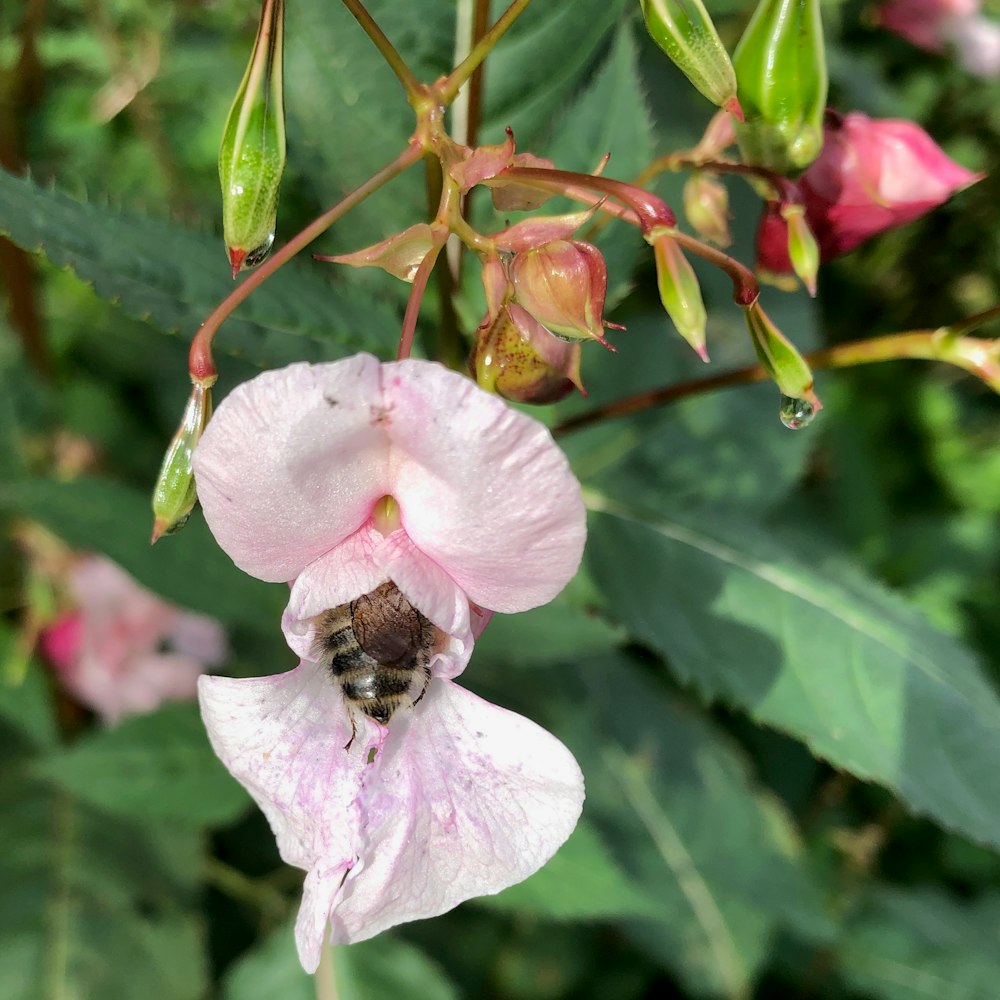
<box><xmin>875</xmin><ymin>0</ymin><xmax>977</xmax><ymax>53</ymax></box>
<box><xmin>682</xmin><ymin>172</ymin><xmax>731</xmax><ymax>247</ymax></box>
<box><xmin>756</xmin><ymin>111</ymin><xmax>982</xmax><ymax>272</ymax></box>
<box><xmin>470</xmin><ymin>304</ymin><xmax>585</xmax><ymax>404</ymax></box>
<box><xmin>509</xmin><ymin>240</ymin><xmax>611</xmax><ymax>346</ymax></box>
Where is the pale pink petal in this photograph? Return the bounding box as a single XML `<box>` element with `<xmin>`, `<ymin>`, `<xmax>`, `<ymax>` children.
<box><xmin>198</xmin><ymin>664</ymin><xmax>381</xmax><ymax>874</ymax></box>
<box><xmin>193</xmin><ymin>356</ymin><xmax>389</xmax><ymax>582</ymax></box>
<box><xmin>168</xmin><ymin>611</ymin><xmax>229</xmax><ymax>666</ymax></box>
<box><xmin>315</xmin><ymin>681</ymin><xmax>584</xmax><ymax>952</ymax></box>
<box><xmin>382</xmin><ymin>360</ymin><xmax>586</xmax><ymax>613</ymax></box>
<box><xmin>949</xmin><ymin>13</ymin><xmax>1000</xmax><ymax>75</ymax></box>
<box><xmin>104</xmin><ymin>653</ymin><xmax>206</xmax><ymax>721</ymax></box>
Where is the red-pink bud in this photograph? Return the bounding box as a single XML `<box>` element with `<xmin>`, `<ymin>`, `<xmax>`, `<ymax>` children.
<box><xmin>470</xmin><ymin>304</ymin><xmax>585</xmax><ymax>404</ymax></box>
<box><xmin>509</xmin><ymin>240</ymin><xmax>611</xmax><ymax>346</ymax></box>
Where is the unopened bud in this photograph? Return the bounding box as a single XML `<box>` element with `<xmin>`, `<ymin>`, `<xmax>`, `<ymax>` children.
<box><xmin>219</xmin><ymin>0</ymin><xmax>286</xmax><ymax>278</ymax></box>
<box><xmin>744</xmin><ymin>299</ymin><xmax>821</xmax><ymax>420</ymax></box>
<box><xmin>649</xmin><ymin>227</ymin><xmax>708</xmax><ymax>361</ymax></box>
<box><xmin>315</xmin><ymin>223</ymin><xmax>436</xmax><ymax>282</ymax></box>
<box><xmin>151</xmin><ymin>379</ymin><xmax>214</xmax><ymax>543</ymax></box>
<box><xmin>781</xmin><ymin>203</ymin><xmax>819</xmax><ymax>295</ymax></box>
<box><xmin>683</xmin><ymin>172</ymin><xmax>731</xmax><ymax>246</ymax></box>
<box><xmin>510</xmin><ymin>240</ymin><xmax>611</xmax><ymax>346</ymax></box>
<box><xmin>733</xmin><ymin>0</ymin><xmax>827</xmax><ymax>174</ymax></box>
<box><xmin>639</xmin><ymin>0</ymin><xmax>742</xmax><ymax>117</ymax></box>
<box><xmin>470</xmin><ymin>305</ymin><xmax>585</xmax><ymax>404</ymax></box>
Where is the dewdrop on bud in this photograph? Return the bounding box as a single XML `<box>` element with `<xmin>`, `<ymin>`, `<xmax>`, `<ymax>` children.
<box><xmin>151</xmin><ymin>380</ymin><xmax>214</xmax><ymax>543</ymax></box>
<box><xmin>648</xmin><ymin>226</ymin><xmax>708</xmax><ymax>361</ymax></box>
<box><xmin>743</xmin><ymin>299</ymin><xmax>821</xmax><ymax>427</ymax></box>
<box><xmin>639</xmin><ymin>0</ymin><xmax>742</xmax><ymax>118</ymax></box>
<box><xmin>219</xmin><ymin>0</ymin><xmax>286</xmax><ymax>278</ymax></box>
<box><xmin>733</xmin><ymin>0</ymin><xmax>827</xmax><ymax>174</ymax></box>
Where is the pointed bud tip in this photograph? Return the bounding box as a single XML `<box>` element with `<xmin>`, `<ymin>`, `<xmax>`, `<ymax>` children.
<box><xmin>228</xmin><ymin>247</ymin><xmax>247</xmax><ymax>279</ymax></box>
<box><xmin>150</xmin><ymin>519</ymin><xmax>168</xmax><ymax>545</ymax></box>
<box><xmin>695</xmin><ymin>343</ymin><xmax>710</xmax><ymax>363</ymax></box>
<box><xmin>723</xmin><ymin>96</ymin><xmax>744</xmax><ymax>123</ymax></box>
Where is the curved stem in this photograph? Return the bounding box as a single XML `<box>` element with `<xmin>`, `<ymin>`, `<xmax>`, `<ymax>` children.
<box><xmin>554</xmin><ymin>330</ymin><xmax>1000</xmax><ymax>436</ymax></box>
<box><xmin>670</xmin><ymin>228</ymin><xmax>759</xmax><ymax>306</ymax></box>
<box><xmin>397</xmin><ymin>238</ymin><xmax>446</xmax><ymax>361</ymax></box>
<box><xmin>340</xmin><ymin>0</ymin><xmax>420</xmax><ymax>99</ymax></box>
<box><xmin>441</xmin><ymin>0</ymin><xmax>533</xmax><ymax>104</ymax></box>
<box><xmin>189</xmin><ymin>143</ymin><xmax>423</xmax><ymax>380</ymax></box>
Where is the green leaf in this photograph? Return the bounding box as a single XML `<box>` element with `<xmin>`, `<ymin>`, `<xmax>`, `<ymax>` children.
<box><xmin>838</xmin><ymin>887</ymin><xmax>1000</xmax><ymax>1000</ymax></box>
<box><xmin>0</xmin><ymin>771</ymin><xmax>207</xmax><ymax>1000</ymax></box>
<box><xmin>559</xmin><ymin>653</ymin><xmax>829</xmax><ymax>998</ymax></box>
<box><xmin>478</xmin><ymin>818</ymin><xmax>657</xmax><ymax>920</ymax></box>
<box><xmin>586</xmin><ymin>501</ymin><xmax>1000</xmax><ymax>851</ymax></box>
<box><xmin>1</xmin><ymin>476</ymin><xmax>284</xmax><ymax>630</ymax></box>
<box><xmin>224</xmin><ymin>920</ymin><xmax>459</xmax><ymax>1000</ymax></box>
<box><xmin>0</xmin><ymin>168</ymin><xmax>400</xmax><ymax>368</ymax></box>
<box><xmin>0</xmin><ymin>629</ymin><xmax>58</xmax><ymax>750</ymax></box>
<box><xmin>36</xmin><ymin>703</ymin><xmax>250</xmax><ymax>827</ymax></box>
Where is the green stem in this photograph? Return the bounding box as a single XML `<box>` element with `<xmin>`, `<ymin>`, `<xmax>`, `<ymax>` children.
<box><xmin>553</xmin><ymin>329</ymin><xmax>1000</xmax><ymax>436</ymax></box>
<box><xmin>339</xmin><ymin>0</ymin><xmax>420</xmax><ymax>99</ymax></box>
<box><xmin>315</xmin><ymin>945</ymin><xmax>340</xmax><ymax>1000</ymax></box>
<box><xmin>441</xmin><ymin>0</ymin><xmax>533</xmax><ymax>104</ymax></box>
<box><xmin>203</xmin><ymin>858</ymin><xmax>291</xmax><ymax>923</ymax></box>
<box><xmin>189</xmin><ymin>143</ymin><xmax>423</xmax><ymax>380</ymax></box>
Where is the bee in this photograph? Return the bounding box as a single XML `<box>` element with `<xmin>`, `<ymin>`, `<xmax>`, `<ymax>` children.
<box><xmin>311</xmin><ymin>581</ymin><xmax>439</xmax><ymax>749</ymax></box>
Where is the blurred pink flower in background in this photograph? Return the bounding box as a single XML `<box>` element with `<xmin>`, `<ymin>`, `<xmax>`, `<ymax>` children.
<box><xmin>193</xmin><ymin>355</ymin><xmax>586</xmax><ymax>971</ymax></box>
<box><xmin>757</xmin><ymin>110</ymin><xmax>981</xmax><ymax>277</ymax></box>
<box><xmin>40</xmin><ymin>555</ymin><xmax>228</xmax><ymax>723</ymax></box>
<box><xmin>875</xmin><ymin>0</ymin><xmax>1000</xmax><ymax>77</ymax></box>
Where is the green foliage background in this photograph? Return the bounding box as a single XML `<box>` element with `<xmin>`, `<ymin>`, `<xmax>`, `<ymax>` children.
<box><xmin>2</xmin><ymin>0</ymin><xmax>1000</xmax><ymax>997</ymax></box>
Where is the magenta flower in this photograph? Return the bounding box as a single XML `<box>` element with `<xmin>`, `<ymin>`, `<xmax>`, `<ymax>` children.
<box><xmin>757</xmin><ymin>111</ymin><xmax>982</xmax><ymax>274</ymax></box>
<box><xmin>192</xmin><ymin>355</ymin><xmax>586</xmax><ymax>971</ymax></box>
<box><xmin>40</xmin><ymin>554</ymin><xmax>228</xmax><ymax>724</ymax></box>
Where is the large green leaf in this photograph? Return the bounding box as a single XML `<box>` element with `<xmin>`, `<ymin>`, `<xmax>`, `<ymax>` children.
<box><xmin>223</xmin><ymin>920</ymin><xmax>458</xmax><ymax>1000</ymax></box>
<box><xmin>587</xmin><ymin>501</ymin><xmax>1000</xmax><ymax>851</ymax></box>
<box><xmin>1</xmin><ymin>477</ymin><xmax>284</xmax><ymax>630</ymax></box>
<box><xmin>838</xmin><ymin>887</ymin><xmax>1000</xmax><ymax>1000</ymax></box>
<box><xmin>0</xmin><ymin>168</ymin><xmax>400</xmax><ymax>368</ymax></box>
<box><xmin>0</xmin><ymin>764</ymin><xmax>206</xmax><ymax>1000</ymax></box>
<box><xmin>35</xmin><ymin>703</ymin><xmax>250</xmax><ymax>827</ymax></box>
<box><xmin>558</xmin><ymin>654</ymin><xmax>829</xmax><ymax>998</ymax></box>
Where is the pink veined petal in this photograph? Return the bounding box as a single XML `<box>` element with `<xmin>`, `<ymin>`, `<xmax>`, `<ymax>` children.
<box><xmin>305</xmin><ymin>680</ymin><xmax>583</xmax><ymax>955</ymax></box>
<box><xmin>198</xmin><ymin>663</ymin><xmax>380</xmax><ymax>875</ymax></box>
<box><xmin>382</xmin><ymin>360</ymin><xmax>586</xmax><ymax>614</ymax></box>
<box><xmin>193</xmin><ymin>356</ymin><xmax>390</xmax><ymax>583</ymax></box>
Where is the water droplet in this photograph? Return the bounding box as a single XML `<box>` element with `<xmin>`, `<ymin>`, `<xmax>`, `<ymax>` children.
<box><xmin>778</xmin><ymin>394</ymin><xmax>816</xmax><ymax>430</ymax></box>
<box><xmin>244</xmin><ymin>232</ymin><xmax>275</xmax><ymax>270</ymax></box>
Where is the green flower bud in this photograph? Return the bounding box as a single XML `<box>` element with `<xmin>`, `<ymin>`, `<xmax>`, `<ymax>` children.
<box><xmin>219</xmin><ymin>0</ymin><xmax>286</xmax><ymax>278</ymax></box>
<box><xmin>151</xmin><ymin>380</ymin><xmax>214</xmax><ymax>543</ymax></box>
<box><xmin>649</xmin><ymin>226</ymin><xmax>709</xmax><ymax>361</ymax></box>
<box><xmin>743</xmin><ymin>299</ymin><xmax>821</xmax><ymax>426</ymax></box>
<box><xmin>781</xmin><ymin>203</ymin><xmax>819</xmax><ymax>296</ymax></box>
<box><xmin>733</xmin><ymin>0</ymin><xmax>827</xmax><ymax>174</ymax></box>
<box><xmin>639</xmin><ymin>0</ymin><xmax>742</xmax><ymax>117</ymax></box>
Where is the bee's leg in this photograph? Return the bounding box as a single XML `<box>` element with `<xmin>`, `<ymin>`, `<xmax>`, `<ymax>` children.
<box><xmin>343</xmin><ymin>712</ymin><xmax>357</xmax><ymax>752</ymax></box>
<box><xmin>411</xmin><ymin>665</ymin><xmax>432</xmax><ymax>708</ymax></box>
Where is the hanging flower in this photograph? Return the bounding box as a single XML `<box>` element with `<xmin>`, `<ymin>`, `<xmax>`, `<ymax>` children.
<box><xmin>39</xmin><ymin>554</ymin><xmax>228</xmax><ymax>724</ymax></box>
<box><xmin>192</xmin><ymin>355</ymin><xmax>587</xmax><ymax>971</ymax></box>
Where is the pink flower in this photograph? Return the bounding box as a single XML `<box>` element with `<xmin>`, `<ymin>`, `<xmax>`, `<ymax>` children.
<box><xmin>192</xmin><ymin>355</ymin><xmax>586</xmax><ymax>970</ymax></box>
<box><xmin>757</xmin><ymin>111</ymin><xmax>981</xmax><ymax>272</ymax></box>
<box><xmin>876</xmin><ymin>0</ymin><xmax>977</xmax><ymax>52</ymax></box>
<box><xmin>39</xmin><ymin>555</ymin><xmax>228</xmax><ymax>724</ymax></box>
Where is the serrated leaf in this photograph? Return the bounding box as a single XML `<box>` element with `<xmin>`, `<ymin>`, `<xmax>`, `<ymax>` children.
<box><xmin>586</xmin><ymin>502</ymin><xmax>1000</xmax><ymax>852</ymax></box>
<box><xmin>478</xmin><ymin>818</ymin><xmax>657</xmax><ymax>920</ymax></box>
<box><xmin>1</xmin><ymin>477</ymin><xmax>284</xmax><ymax>630</ymax></box>
<box><xmin>36</xmin><ymin>703</ymin><xmax>250</xmax><ymax>827</ymax></box>
<box><xmin>223</xmin><ymin>920</ymin><xmax>459</xmax><ymax>1000</ymax></box>
<box><xmin>557</xmin><ymin>654</ymin><xmax>828</xmax><ymax>998</ymax></box>
<box><xmin>0</xmin><ymin>770</ymin><xmax>207</xmax><ymax>1000</ymax></box>
<box><xmin>0</xmin><ymin>168</ymin><xmax>401</xmax><ymax>368</ymax></box>
<box><xmin>838</xmin><ymin>887</ymin><xmax>1000</xmax><ymax>1000</ymax></box>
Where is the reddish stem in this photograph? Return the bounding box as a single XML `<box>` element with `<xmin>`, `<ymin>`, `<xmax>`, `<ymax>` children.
<box><xmin>397</xmin><ymin>239</ymin><xmax>446</xmax><ymax>361</ymax></box>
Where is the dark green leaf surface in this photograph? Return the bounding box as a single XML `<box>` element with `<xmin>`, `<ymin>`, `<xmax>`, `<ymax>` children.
<box><xmin>2</xmin><ymin>477</ymin><xmax>284</xmax><ymax>630</ymax></box>
<box><xmin>0</xmin><ymin>168</ymin><xmax>400</xmax><ymax>367</ymax></box>
<box><xmin>36</xmin><ymin>703</ymin><xmax>250</xmax><ymax>826</ymax></box>
<box><xmin>587</xmin><ymin>503</ymin><xmax>1000</xmax><ymax>850</ymax></box>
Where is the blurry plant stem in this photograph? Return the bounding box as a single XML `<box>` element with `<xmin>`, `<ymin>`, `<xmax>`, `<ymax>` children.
<box><xmin>340</xmin><ymin>0</ymin><xmax>419</xmax><ymax>99</ymax></box>
<box><xmin>553</xmin><ymin>317</ymin><xmax>1000</xmax><ymax>436</ymax></box>
<box><xmin>315</xmin><ymin>946</ymin><xmax>339</xmax><ymax>1000</ymax></box>
<box><xmin>203</xmin><ymin>858</ymin><xmax>290</xmax><ymax>925</ymax></box>
<box><xmin>397</xmin><ymin>238</ymin><xmax>446</xmax><ymax>361</ymax></box>
<box><xmin>188</xmin><ymin>143</ymin><xmax>422</xmax><ymax>381</ymax></box>
<box><xmin>441</xmin><ymin>0</ymin><xmax>533</xmax><ymax>103</ymax></box>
